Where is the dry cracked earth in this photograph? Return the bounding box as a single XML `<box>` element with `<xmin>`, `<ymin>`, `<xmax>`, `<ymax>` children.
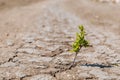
<box><xmin>0</xmin><ymin>0</ymin><xmax>120</xmax><ymax>80</ymax></box>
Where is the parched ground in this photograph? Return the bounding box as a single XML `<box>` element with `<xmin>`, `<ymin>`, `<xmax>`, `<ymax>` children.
<box><xmin>0</xmin><ymin>0</ymin><xmax>120</xmax><ymax>80</ymax></box>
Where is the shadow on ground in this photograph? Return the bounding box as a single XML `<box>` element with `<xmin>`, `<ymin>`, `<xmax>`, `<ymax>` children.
<box><xmin>81</xmin><ymin>63</ymin><xmax>112</xmax><ymax>68</ymax></box>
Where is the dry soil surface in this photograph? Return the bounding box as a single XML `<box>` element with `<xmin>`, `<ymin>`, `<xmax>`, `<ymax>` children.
<box><xmin>0</xmin><ymin>0</ymin><xmax>120</xmax><ymax>80</ymax></box>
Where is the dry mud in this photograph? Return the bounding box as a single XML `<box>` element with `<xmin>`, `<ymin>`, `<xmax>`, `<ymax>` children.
<box><xmin>0</xmin><ymin>0</ymin><xmax>120</xmax><ymax>80</ymax></box>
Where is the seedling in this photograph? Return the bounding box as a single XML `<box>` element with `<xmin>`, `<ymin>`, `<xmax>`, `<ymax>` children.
<box><xmin>69</xmin><ymin>25</ymin><xmax>90</xmax><ymax>69</ymax></box>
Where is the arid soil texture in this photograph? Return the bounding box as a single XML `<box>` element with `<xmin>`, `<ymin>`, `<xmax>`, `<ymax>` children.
<box><xmin>0</xmin><ymin>0</ymin><xmax>120</xmax><ymax>80</ymax></box>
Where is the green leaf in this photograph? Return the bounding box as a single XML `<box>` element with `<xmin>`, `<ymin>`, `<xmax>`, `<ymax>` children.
<box><xmin>70</xmin><ymin>25</ymin><xmax>90</xmax><ymax>53</ymax></box>
<box><xmin>79</xmin><ymin>25</ymin><xmax>84</xmax><ymax>31</ymax></box>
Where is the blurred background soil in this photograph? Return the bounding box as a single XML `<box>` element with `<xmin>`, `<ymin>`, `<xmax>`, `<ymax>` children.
<box><xmin>0</xmin><ymin>0</ymin><xmax>120</xmax><ymax>80</ymax></box>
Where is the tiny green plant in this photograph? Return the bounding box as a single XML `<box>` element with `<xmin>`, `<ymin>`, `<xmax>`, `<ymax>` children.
<box><xmin>69</xmin><ymin>25</ymin><xmax>90</xmax><ymax>69</ymax></box>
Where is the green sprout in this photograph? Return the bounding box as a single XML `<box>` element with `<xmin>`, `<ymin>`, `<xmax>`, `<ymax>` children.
<box><xmin>69</xmin><ymin>25</ymin><xmax>90</xmax><ymax>69</ymax></box>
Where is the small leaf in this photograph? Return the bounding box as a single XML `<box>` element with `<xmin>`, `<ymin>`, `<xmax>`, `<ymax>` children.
<box><xmin>70</xmin><ymin>25</ymin><xmax>90</xmax><ymax>53</ymax></box>
<box><xmin>79</xmin><ymin>25</ymin><xmax>84</xmax><ymax>31</ymax></box>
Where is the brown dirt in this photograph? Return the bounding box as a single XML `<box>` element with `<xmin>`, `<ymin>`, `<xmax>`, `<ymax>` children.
<box><xmin>0</xmin><ymin>0</ymin><xmax>120</xmax><ymax>80</ymax></box>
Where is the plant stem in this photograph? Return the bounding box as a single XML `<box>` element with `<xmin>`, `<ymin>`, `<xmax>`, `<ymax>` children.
<box><xmin>69</xmin><ymin>52</ymin><xmax>78</xmax><ymax>69</ymax></box>
<box><xmin>73</xmin><ymin>52</ymin><xmax>78</xmax><ymax>65</ymax></box>
<box><xmin>69</xmin><ymin>46</ymin><xmax>82</xmax><ymax>69</ymax></box>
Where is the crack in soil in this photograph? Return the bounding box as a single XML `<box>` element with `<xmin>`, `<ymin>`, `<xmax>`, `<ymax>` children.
<box><xmin>0</xmin><ymin>49</ymin><xmax>18</xmax><ymax>66</ymax></box>
<box><xmin>0</xmin><ymin>54</ymin><xmax>17</xmax><ymax>66</ymax></box>
<box><xmin>41</xmin><ymin>47</ymin><xmax>64</xmax><ymax>57</ymax></box>
<box><xmin>8</xmin><ymin>54</ymin><xmax>17</xmax><ymax>62</ymax></box>
<box><xmin>49</xmin><ymin>63</ymin><xmax>77</xmax><ymax>78</ymax></box>
<box><xmin>20</xmin><ymin>75</ymin><xmax>32</xmax><ymax>80</ymax></box>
